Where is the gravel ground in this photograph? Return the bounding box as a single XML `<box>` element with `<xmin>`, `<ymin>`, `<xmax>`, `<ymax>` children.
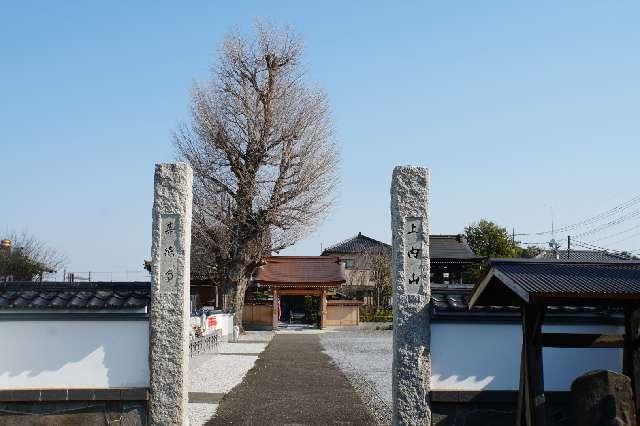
<box><xmin>188</xmin><ymin>331</ymin><xmax>273</xmax><ymax>425</ymax></box>
<box><xmin>320</xmin><ymin>327</ymin><xmax>393</xmax><ymax>425</ymax></box>
<box><xmin>211</xmin><ymin>334</ymin><xmax>375</xmax><ymax>425</ymax></box>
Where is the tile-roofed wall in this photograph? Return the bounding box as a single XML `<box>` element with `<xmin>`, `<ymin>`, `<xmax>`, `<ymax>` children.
<box><xmin>0</xmin><ymin>282</ymin><xmax>150</xmax><ymax>310</ymax></box>
<box><xmin>431</xmin><ymin>284</ymin><xmax>621</xmax><ymax>322</ymax></box>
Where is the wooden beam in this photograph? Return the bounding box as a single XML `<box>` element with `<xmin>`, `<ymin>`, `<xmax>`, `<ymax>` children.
<box><xmin>522</xmin><ymin>304</ymin><xmax>546</xmax><ymax>426</ymax></box>
<box><xmin>272</xmin><ymin>288</ymin><xmax>279</xmax><ymax>331</ymax></box>
<box><xmin>516</xmin><ymin>343</ymin><xmax>526</xmax><ymax>426</ymax></box>
<box><xmin>542</xmin><ymin>333</ymin><xmax>624</xmax><ymax>348</ymax></box>
<box><xmin>320</xmin><ymin>289</ymin><xmax>327</xmax><ymax>329</ymax></box>
<box><xmin>624</xmin><ymin>306</ymin><xmax>640</xmax><ymax>422</ymax></box>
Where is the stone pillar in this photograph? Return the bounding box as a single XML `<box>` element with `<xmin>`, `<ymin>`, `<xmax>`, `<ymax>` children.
<box><xmin>273</xmin><ymin>288</ymin><xmax>279</xmax><ymax>330</ymax></box>
<box><xmin>390</xmin><ymin>165</ymin><xmax>431</xmax><ymax>425</ymax></box>
<box><xmin>149</xmin><ymin>163</ymin><xmax>193</xmax><ymax>425</ymax></box>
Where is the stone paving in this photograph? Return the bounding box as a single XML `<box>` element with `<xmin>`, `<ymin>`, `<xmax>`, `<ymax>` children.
<box><xmin>209</xmin><ymin>333</ymin><xmax>375</xmax><ymax>425</ymax></box>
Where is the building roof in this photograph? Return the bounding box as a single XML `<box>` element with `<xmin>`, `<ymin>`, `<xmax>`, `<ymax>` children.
<box><xmin>321</xmin><ymin>233</ymin><xmax>390</xmax><ymax>255</ymax></box>
<box><xmin>429</xmin><ymin>235</ymin><xmax>481</xmax><ymax>262</ymax></box>
<box><xmin>0</xmin><ymin>282</ymin><xmax>150</xmax><ymax>310</ymax></box>
<box><xmin>469</xmin><ymin>259</ymin><xmax>640</xmax><ymax>307</ymax></box>
<box><xmin>535</xmin><ymin>249</ymin><xmax>630</xmax><ymax>262</ymax></box>
<box><xmin>254</xmin><ymin>256</ymin><xmax>346</xmax><ymax>287</ymax></box>
<box><xmin>321</xmin><ymin>232</ymin><xmax>481</xmax><ymax>262</ymax></box>
<box><xmin>431</xmin><ymin>284</ymin><xmax>621</xmax><ymax>323</ymax></box>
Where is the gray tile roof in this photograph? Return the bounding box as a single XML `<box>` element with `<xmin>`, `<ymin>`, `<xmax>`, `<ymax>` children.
<box><xmin>429</xmin><ymin>235</ymin><xmax>481</xmax><ymax>261</ymax></box>
<box><xmin>470</xmin><ymin>259</ymin><xmax>640</xmax><ymax>307</ymax></box>
<box><xmin>0</xmin><ymin>282</ymin><xmax>150</xmax><ymax>310</ymax></box>
<box><xmin>321</xmin><ymin>233</ymin><xmax>390</xmax><ymax>255</ymax></box>
<box><xmin>535</xmin><ymin>249</ymin><xmax>630</xmax><ymax>262</ymax></box>
<box><xmin>431</xmin><ymin>284</ymin><xmax>620</xmax><ymax>322</ymax></box>
<box><xmin>322</xmin><ymin>233</ymin><xmax>480</xmax><ymax>261</ymax></box>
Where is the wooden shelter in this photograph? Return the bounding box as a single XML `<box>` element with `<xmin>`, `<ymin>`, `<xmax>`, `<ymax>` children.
<box><xmin>468</xmin><ymin>259</ymin><xmax>640</xmax><ymax>426</ymax></box>
<box><xmin>253</xmin><ymin>256</ymin><xmax>347</xmax><ymax>329</ymax></box>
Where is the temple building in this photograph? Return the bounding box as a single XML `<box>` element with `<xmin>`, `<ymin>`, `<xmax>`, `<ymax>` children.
<box><xmin>244</xmin><ymin>256</ymin><xmax>358</xmax><ymax>329</ymax></box>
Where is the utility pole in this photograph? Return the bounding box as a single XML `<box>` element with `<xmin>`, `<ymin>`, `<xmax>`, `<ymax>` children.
<box><xmin>512</xmin><ymin>228</ymin><xmax>516</xmax><ymax>246</ymax></box>
<box><xmin>567</xmin><ymin>235</ymin><xmax>571</xmax><ymax>260</ymax></box>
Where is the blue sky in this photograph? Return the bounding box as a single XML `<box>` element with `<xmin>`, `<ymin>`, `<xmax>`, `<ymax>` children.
<box><xmin>2</xmin><ymin>2</ymin><xmax>639</xmax><ymax>278</ymax></box>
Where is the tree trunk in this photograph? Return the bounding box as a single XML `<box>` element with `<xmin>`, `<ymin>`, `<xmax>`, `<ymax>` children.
<box><xmin>228</xmin><ymin>257</ymin><xmax>251</xmax><ymax>332</ymax></box>
<box><xmin>232</xmin><ymin>277</ymin><xmax>249</xmax><ymax>332</ymax></box>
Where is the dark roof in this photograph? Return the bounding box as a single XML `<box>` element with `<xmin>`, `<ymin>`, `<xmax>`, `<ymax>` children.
<box><xmin>431</xmin><ymin>284</ymin><xmax>621</xmax><ymax>323</ymax></box>
<box><xmin>469</xmin><ymin>259</ymin><xmax>640</xmax><ymax>307</ymax></box>
<box><xmin>0</xmin><ymin>282</ymin><xmax>150</xmax><ymax>310</ymax></box>
<box><xmin>321</xmin><ymin>233</ymin><xmax>481</xmax><ymax>262</ymax></box>
<box><xmin>321</xmin><ymin>233</ymin><xmax>390</xmax><ymax>255</ymax></box>
<box><xmin>429</xmin><ymin>235</ymin><xmax>481</xmax><ymax>262</ymax></box>
<box><xmin>535</xmin><ymin>249</ymin><xmax>630</xmax><ymax>262</ymax></box>
<box><xmin>254</xmin><ymin>256</ymin><xmax>346</xmax><ymax>286</ymax></box>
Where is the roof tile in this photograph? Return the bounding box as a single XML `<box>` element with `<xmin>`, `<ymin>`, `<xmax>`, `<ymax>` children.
<box><xmin>254</xmin><ymin>256</ymin><xmax>346</xmax><ymax>285</ymax></box>
<box><xmin>0</xmin><ymin>282</ymin><xmax>150</xmax><ymax>310</ymax></box>
<box><xmin>321</xmin><ymin>233</ymin><xmax>480</xmax><ymax>261</ymax></box>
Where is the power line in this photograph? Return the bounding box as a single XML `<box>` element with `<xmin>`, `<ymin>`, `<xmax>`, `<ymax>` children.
<box><xmin>515</xmin><ymin>194</ymin><xmax>640</xmax><ymax>237</ymax></box>
<box><xmin>605</xmin><ymin>231</ymin><xmax>640</xmax><ymax>247</ymax></box>
<box><xmin>571</xmin><ymin>208</ymin><xmax>640</xmax><ymax>239</ymax></box>
<box><xmin>572</xmin><ymin>240</ymin><xmax>635</xmax><ymax>258</ymax></box>
<box><xmin>587</xmin><ymin>221</ymin><xmax>640</xmax><ymax>243</ymax></box>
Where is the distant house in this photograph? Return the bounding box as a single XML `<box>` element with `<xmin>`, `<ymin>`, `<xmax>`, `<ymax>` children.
<box><xmin>320</xmin><ymin>232</ymin><xmax>482</xmax><ymax>303</ymax></box>
<box><xmin>535</xmin><ymin>249</ymin><xmax>631</xmax><ymax>261</ymax></box>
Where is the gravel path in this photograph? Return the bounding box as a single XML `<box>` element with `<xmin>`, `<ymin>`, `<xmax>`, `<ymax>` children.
<box><xmin>320</xmin><ymin>327</ymin><xmax>393</xmax><ymax>425</ymax></box>
<box><xmin>210</xmin><ymin>333</ymin><xmax>375</xmax><ymax>425</ymax></box>
<box><xmin>188</xmin><ymin>332</ymin><xmax>273</xmax><ymax>426</ymax></box>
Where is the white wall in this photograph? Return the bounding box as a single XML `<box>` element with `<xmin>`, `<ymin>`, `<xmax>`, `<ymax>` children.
<box><xmin>209</xmin><ymin>313</ymin><xmax>234</xmax><ymax>340</ymax></box>
<box><xmin>431</xmin><ymin>322</ymin><xmax>622</xmax><ymax>391</ymax></box>
<box><xmin>190</xmin><ymin>313</ymin><xmax>234</xmax><ymax>340</ymax></box>
<box><xmin>0</xmin><ymin>320</ymin><xmax>149</xmax><ymax>389</ymax></box>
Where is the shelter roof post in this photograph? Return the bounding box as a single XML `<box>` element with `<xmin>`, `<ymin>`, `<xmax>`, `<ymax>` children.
<box><xmin>624</xmin><ymin>305</ymin><xmax>640</xmax><ymax>420</ymax></box>
<box><xmin>521</xmin><ymin>303</ymin><xmax>546</xmax><ymax>426</ymax></box>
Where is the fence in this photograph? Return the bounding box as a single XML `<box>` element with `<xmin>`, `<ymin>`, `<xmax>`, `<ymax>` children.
<box><xmin>189</xmin><ymin>330</ymin><xmax>221</xmax><ymax>357</ymax></box>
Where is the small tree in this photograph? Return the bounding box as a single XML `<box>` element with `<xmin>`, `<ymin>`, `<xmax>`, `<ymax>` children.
<box><xmin>463</xmin><ymin>219</ymin><xmax>518</xmax><ymax>281</ymax></box>
<box><xmin>175</xmin><ymin>22</ymin><xmax>339</xmax><ymax>328</ymax></box>
<box><xmin>463</xmin><ymin>219</ymin><xmax>544</xmax><ymax>281</ymax></box>
<box><xmin>464</xmin><ymin>219</ymin><xmax>518</xmax><ymax>258</ymax></box>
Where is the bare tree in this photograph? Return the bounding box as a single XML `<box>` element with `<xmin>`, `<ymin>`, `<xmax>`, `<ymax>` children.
<box><xmin>175</xmin><ymin>22</ymin><xmax>339</xmax><ymax>328</ymax></box>
<box><xmin>369</xmin><ymin>250</ymin><xmax>392</xmax><ymax>310</ymax></box>
<box><xmin>2</xmin><ymin>230</ymin><xmax>67</xmax><ymax>280</ymax></box>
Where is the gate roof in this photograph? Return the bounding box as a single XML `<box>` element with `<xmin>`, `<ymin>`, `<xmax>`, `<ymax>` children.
<box><xmin>254</xmin><ymin>256</ymin><xmax>346</xmax><ymax>287</ymax></box>
<box><xmin>468</xmin><ymin>259</ymin><xmax>640</xmax><ymax>307</ymax></box>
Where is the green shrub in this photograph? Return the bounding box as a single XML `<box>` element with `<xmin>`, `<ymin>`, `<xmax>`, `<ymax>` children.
<box><xmin>360</xmin><ymin>305</ymin><xmax>392</xmax><ymax>322</ymax></box>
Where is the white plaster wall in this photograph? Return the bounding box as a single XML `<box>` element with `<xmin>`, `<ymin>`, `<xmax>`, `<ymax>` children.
<box><xmin>431</xmin><ymin>322</ymin><xmax>623</xmax><ymax>391</ymax></box>
<box><xmin>210</xmin><ymin>313</ymin><xmax>234</xmax><ymax>340</ymax></box>
<box><xmin>0</xmin><ymin>320</ymin><xmax>149</xmax><ymax>389</ymax></box>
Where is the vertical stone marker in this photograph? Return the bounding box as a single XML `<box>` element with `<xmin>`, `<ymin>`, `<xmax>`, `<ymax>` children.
<box><xmin>391</xmin><ymin>165</ymin><xmax>431</xmax><ymax>425</ymax></box>
<box><xmin>149</xmin><ymin>163</ymin><xmax>193</xmax><ymax>425</ymax></box>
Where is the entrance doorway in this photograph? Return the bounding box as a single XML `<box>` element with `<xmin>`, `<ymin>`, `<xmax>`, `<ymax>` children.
<box><xmin>280</xmin><ymin>295</ymin><xmax>320</xmax><ymax>327</ymax></box>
